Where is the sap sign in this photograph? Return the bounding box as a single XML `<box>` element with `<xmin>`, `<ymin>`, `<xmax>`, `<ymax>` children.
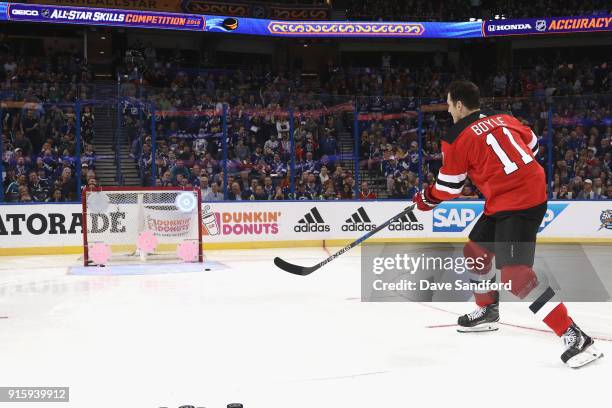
<box><xmin>539</xmin><ymin>203</ymin><xmax>568</xmax><ymax>232</ymax></box>
<box><xmin>432</xmin><ymin>202</ymin><xmax>567</xmax><ymax>233</ymax></box>
<box><xmin>433</xmin><ymin>202</ymin><xmax>484</xmax><ymax>232</ymax></box>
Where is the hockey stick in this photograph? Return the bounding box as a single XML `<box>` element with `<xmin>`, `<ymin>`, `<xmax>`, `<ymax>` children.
<box><xmin>274</xmin><ymin>204</ymin><xmax>416</xmax><ymax>276</ymax></box>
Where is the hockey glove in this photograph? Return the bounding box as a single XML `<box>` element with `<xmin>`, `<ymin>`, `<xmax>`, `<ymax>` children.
<box><xmin>413</xmin><ymin>185</ymin><xmax>441</xmax><ymax>211</ymax></box>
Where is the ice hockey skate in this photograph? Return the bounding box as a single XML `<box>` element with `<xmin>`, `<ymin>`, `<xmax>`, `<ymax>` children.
<box><xmin>561</xmin><ymin>323</ymin><xmax>604</xmax><ymax>368</ymax></box>
<box><xmin>457</xmin><ymin>301</ymin><xmax>500</xmax><ymax>332</ymax></box>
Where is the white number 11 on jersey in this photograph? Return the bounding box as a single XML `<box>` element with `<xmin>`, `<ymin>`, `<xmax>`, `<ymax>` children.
<box><xmin>486</xmin><ymin>127</ymin><xmax>534</xmax><ymax>175</ymax></box>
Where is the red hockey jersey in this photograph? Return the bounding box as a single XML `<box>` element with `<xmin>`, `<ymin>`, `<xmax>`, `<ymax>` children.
<box><xmin>430</xmin><ymin>111</ymin><xmax>546</xmax><ymax>215</ymax></box>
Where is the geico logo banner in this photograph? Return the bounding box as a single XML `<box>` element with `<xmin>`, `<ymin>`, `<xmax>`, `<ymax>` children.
<box><xmin>11</xmin><ymin>9</ymin><xmax>40</xmax><ymax>16</ymax></box>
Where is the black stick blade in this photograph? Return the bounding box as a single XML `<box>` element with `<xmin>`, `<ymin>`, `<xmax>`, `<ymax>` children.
<box><xmin>273</xmin><ymin>257</ymin><xmax>318</xmax><ymax>276</ymax></box>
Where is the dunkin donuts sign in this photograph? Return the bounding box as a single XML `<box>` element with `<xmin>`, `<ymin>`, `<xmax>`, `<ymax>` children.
<box><xmin>201</xmin><ymin>205</ymin><xmax>281</xmax><ymax>236</ymax></box>
<box><xmin>143</xmin><ymin>207</ymin><xmax>193</xmax><ymax>237</ymax></box>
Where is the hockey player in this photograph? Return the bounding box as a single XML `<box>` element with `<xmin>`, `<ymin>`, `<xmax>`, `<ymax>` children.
<box><xmin>413</xmin><ymin>80</ymin><xmax>603</xmax><ymax>368</ymax></box>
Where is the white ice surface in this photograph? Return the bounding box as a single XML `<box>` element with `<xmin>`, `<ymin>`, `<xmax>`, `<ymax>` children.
<box><xmin>0</xmin><ymin>246</ymin><xmax>610</xmax><ymax>408</ymax></box>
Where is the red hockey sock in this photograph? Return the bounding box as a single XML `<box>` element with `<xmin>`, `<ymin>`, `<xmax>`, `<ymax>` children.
<box><xmin>543</xmin><ymin>303</ymin><xmax>573</xmax><ymax>337</ymax></box>
<box><xmin>475</xmin><ymin>292</ymin><xmax>497</xmax><ymax>307</ymax></box>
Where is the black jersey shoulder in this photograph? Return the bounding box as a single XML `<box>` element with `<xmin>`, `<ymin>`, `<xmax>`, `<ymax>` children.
<box><xmin>442</xmin><ymin>109</ymin><xmax>513</xmax><ymax>144</ymax></box>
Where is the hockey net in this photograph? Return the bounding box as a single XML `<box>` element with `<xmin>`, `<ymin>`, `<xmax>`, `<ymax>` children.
<box><xmin>82</xmin><ymin>187</ymin><xmax>203</xmax><ymax>266</ymax></box>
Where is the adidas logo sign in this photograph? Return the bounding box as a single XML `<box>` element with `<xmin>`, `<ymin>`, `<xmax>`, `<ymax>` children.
<box><xmin>342</xmin><ymin>207</ymin><xmax>377</xmax><ymax>232</ymax></box>
<box><xmin>294</xmin><ymin>207</ymin><xmax>331</xmax><ymax>233</ymax></box>
<box><xmin>388</xmin><ymin>211</ymin><xmax>424</xmax><ymax>231</ymax></box>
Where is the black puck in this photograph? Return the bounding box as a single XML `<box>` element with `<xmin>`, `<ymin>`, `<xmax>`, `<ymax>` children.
<box><xmin>227</xmin><ymin>404</ymin><xmax>243</xmax><ymax>408</ymax></box>
<box><xmin>205</xmin><ymin>268</ymin><xmax>211</xmax><ymax>271</ymax></box>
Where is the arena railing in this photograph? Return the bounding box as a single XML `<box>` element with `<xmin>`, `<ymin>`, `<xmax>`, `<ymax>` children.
<box><xmin>1</xmin><ymin>93</ymin><xmax>611</xmax><ymax>203</ymax></box>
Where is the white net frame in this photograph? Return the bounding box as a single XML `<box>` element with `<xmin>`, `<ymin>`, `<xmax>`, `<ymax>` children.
<box><xmin>82</xmin><ymin>187</ymin><xmax>203</xmax><ymax>266</ymax></box>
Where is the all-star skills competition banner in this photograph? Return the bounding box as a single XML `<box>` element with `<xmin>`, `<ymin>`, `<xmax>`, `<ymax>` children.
<box><xmin>0</xmin><ymin>1</ymin><xmax>482</xmax><ymax>37</ymax></box>
<box><xmin>0</xmin><ymin>2</ymin><xmax>610</xmax><ymax>37</ymax></box>
<box><xmin>2</xmin><ymin>1</ymin><xmax>206</xmax><ymax>30</ymax></box>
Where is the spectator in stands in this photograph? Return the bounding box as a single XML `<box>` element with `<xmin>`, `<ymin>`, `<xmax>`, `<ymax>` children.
<box><xmin>188</xmin><ymin>164</ymin><xmax>202</xmax><ymax>186</ymax></box>
<box><xmin>80</xmin><ymin>162</ymin><xmax>90</xmax><ymax>187</ymax></box>
<box><xmin>263</xmin><ymin>135</ymin><xmax>279</xmax><ymax>157</ymax></box>
<box><xmin>304</xmin><ymin>173</ymin><xmax>320</xmax><ymax>198</ymax></box>
<box><xmin>13</xmin><ymin>155</ymin><xmax>30</xmax><ymax>177</ymax></box>
<box><xmin>301</xmin><ymin>181</ymin><xmax>317</xmax><ymax>200</ymax></box>
<box><xmin>553</xmin><ymin>184</ymin><xmax>572</xmax><ymax>199</ymax></box>
<box><xmin>322</xmin><ymin>184</ymin><xmax>339</xmax><ymax>200</ymax></box>
<box><xmin>578</xmin><ymin>179</ymin><xmax>601</xmax><ymax>199</ymax></box>
<box><xmin>388</xmin><ymin>178</ymin><xmax>406</xmax><ymax>199</ymax></box>
<box><xmin>319</xmin><ymin>166</ymin><xmax>330</xmax><ymax>186</ymax></box>
<box><xmin>340</xmin><ymin>183</ymin><xmax>354</xmax><ymax>199</ymax></box>
<box><xmin>87</xmin><ymin>178</ymin><xmax>98</xmax><ymax>189</ymax></box>
<box><xmin>204</xmin><ymin>182</ymin><xmax>224</xmax><ymax>201</ymax></box>
<box><xmin>176</xmin><ymin>173</ymin><xmax>189</xmax><ymax>187</ymax></box>
<box><xmin>139</xmin><ymin>144</ymin><xmax>153</xmax><ymax>180</ymax></box>
<box><xmin>170</xmin><ymin>159</ymin><xmax>190</xmax><ymax>185</ymax></box>
<box><xmin>21</xmin><ymin>107</ymin><xmax>41</xmax><ymax>154</ymax></box>
<box><xmin>19</xmin><ymin>185</ymin><xmax>33</xmax><ymax>202</ymax></box>
<box><xmin>359</xmin><ymin>181</ymin><xmax>377</xmax><ymax>199</ymax></box>
<box><xmin>59</xmin><ymin>167</ymin><xmax>76</xmax><ymax>201</ymax></box>
<box><xmin>360</xmin><ymin>132</ymin><xmax>380</xmax><ymax>173</ymax></box>
<box><xmin>13</xmin><ymin>132</ymin><xmax>33</xmax><ymax>158</ymax></box>
<box><xmin>5</xmin><ymin>173</ymin><xmax>25</xmax><ymax>202</ymax></box>
<box><xmin>159</xmin><ymin>170</ymin><xmax>172</xmax><ymax>187</ymax></box>
<box><xmin>28</xmin><ymin>171</ymin><xmax>49</xmax><ymax>202</ymax></box>
<box><xmin>82</xmin><ymin>145</ymin><xmax>96</xmax><ymax>168</ymax></box>
<box><xmin>384</xmin><ymin>156</ymin><xmax>401</xmax><ymax>193</ymax></box>
<box><xmin>228</xmin><ymin>181</ymin><xmax>249</xmax><ymax>201</ymax></box>
<box><xmin>252</xmin><ymin>185</ymin><xmax>268</xmax><ymax>200</ymax></box>
<box><xmin>299</xmin><ymin>151</ymin><xmax>317</xmax><ymax>175</ymax></box>
<box><xmin>47</xmin><ymin>188</ymin><xmax>66</xmax><ymax>203</ymax></box>
<box><xmin>80</xmin><ymin>106</ymin><xmax>95</xmax><ymax>144</ymax></box>
<box><xmin>270</xmin><ymin>153</ymin><xmax>287</xmax><ymax>180</ymax></box>
<box><xmin>235</xmin><ymin>139</ymin><xmax>251</xmax><ymax>163</ymax></box>
<box><xmin>319</xmin><ymin>130</ymin><xmax>338</xmax><ymax>163</ymax></box>
<box><xmin>200</xmin><ymin>176</ymin><xmax>211</xmax><ymax>198</ymax></box>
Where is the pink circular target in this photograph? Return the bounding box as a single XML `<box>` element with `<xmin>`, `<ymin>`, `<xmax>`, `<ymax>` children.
<box><xmin>176</xmin><ymin>241</ymin><xmax>200</xmax><ymax>262</ymax></box>
<box><xmin>137</xmin><ymin>231</ymin><xmax>159</xmax><ymax>253</ymax></box>
<box><xmin>90</xmin><ymin>243</ymin><xmax>111</xmax><ymax>265</ymax></box>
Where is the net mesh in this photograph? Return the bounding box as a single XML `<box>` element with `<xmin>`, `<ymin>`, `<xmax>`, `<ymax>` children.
<box><xmin>84</xmin><ymin>189</ymin><xmax>201</xmax><ymax>265</ymax></box>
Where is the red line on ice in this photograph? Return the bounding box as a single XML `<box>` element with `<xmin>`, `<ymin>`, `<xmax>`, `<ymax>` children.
<box><xmin>421</xmin><ymin>303</ymin><xmax>612</xmax><ymax>342</ymax></box>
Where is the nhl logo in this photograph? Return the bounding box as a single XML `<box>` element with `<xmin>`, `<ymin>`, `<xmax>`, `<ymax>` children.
<box><xmin>535</xmin><ymin>20</ymin><xmax>547</xmax><ymax>32</ymax></box>
<box><xmin>599</xmin><ymin>210</ymin><xmax>612</xmax><ymax>230</ymax></box>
